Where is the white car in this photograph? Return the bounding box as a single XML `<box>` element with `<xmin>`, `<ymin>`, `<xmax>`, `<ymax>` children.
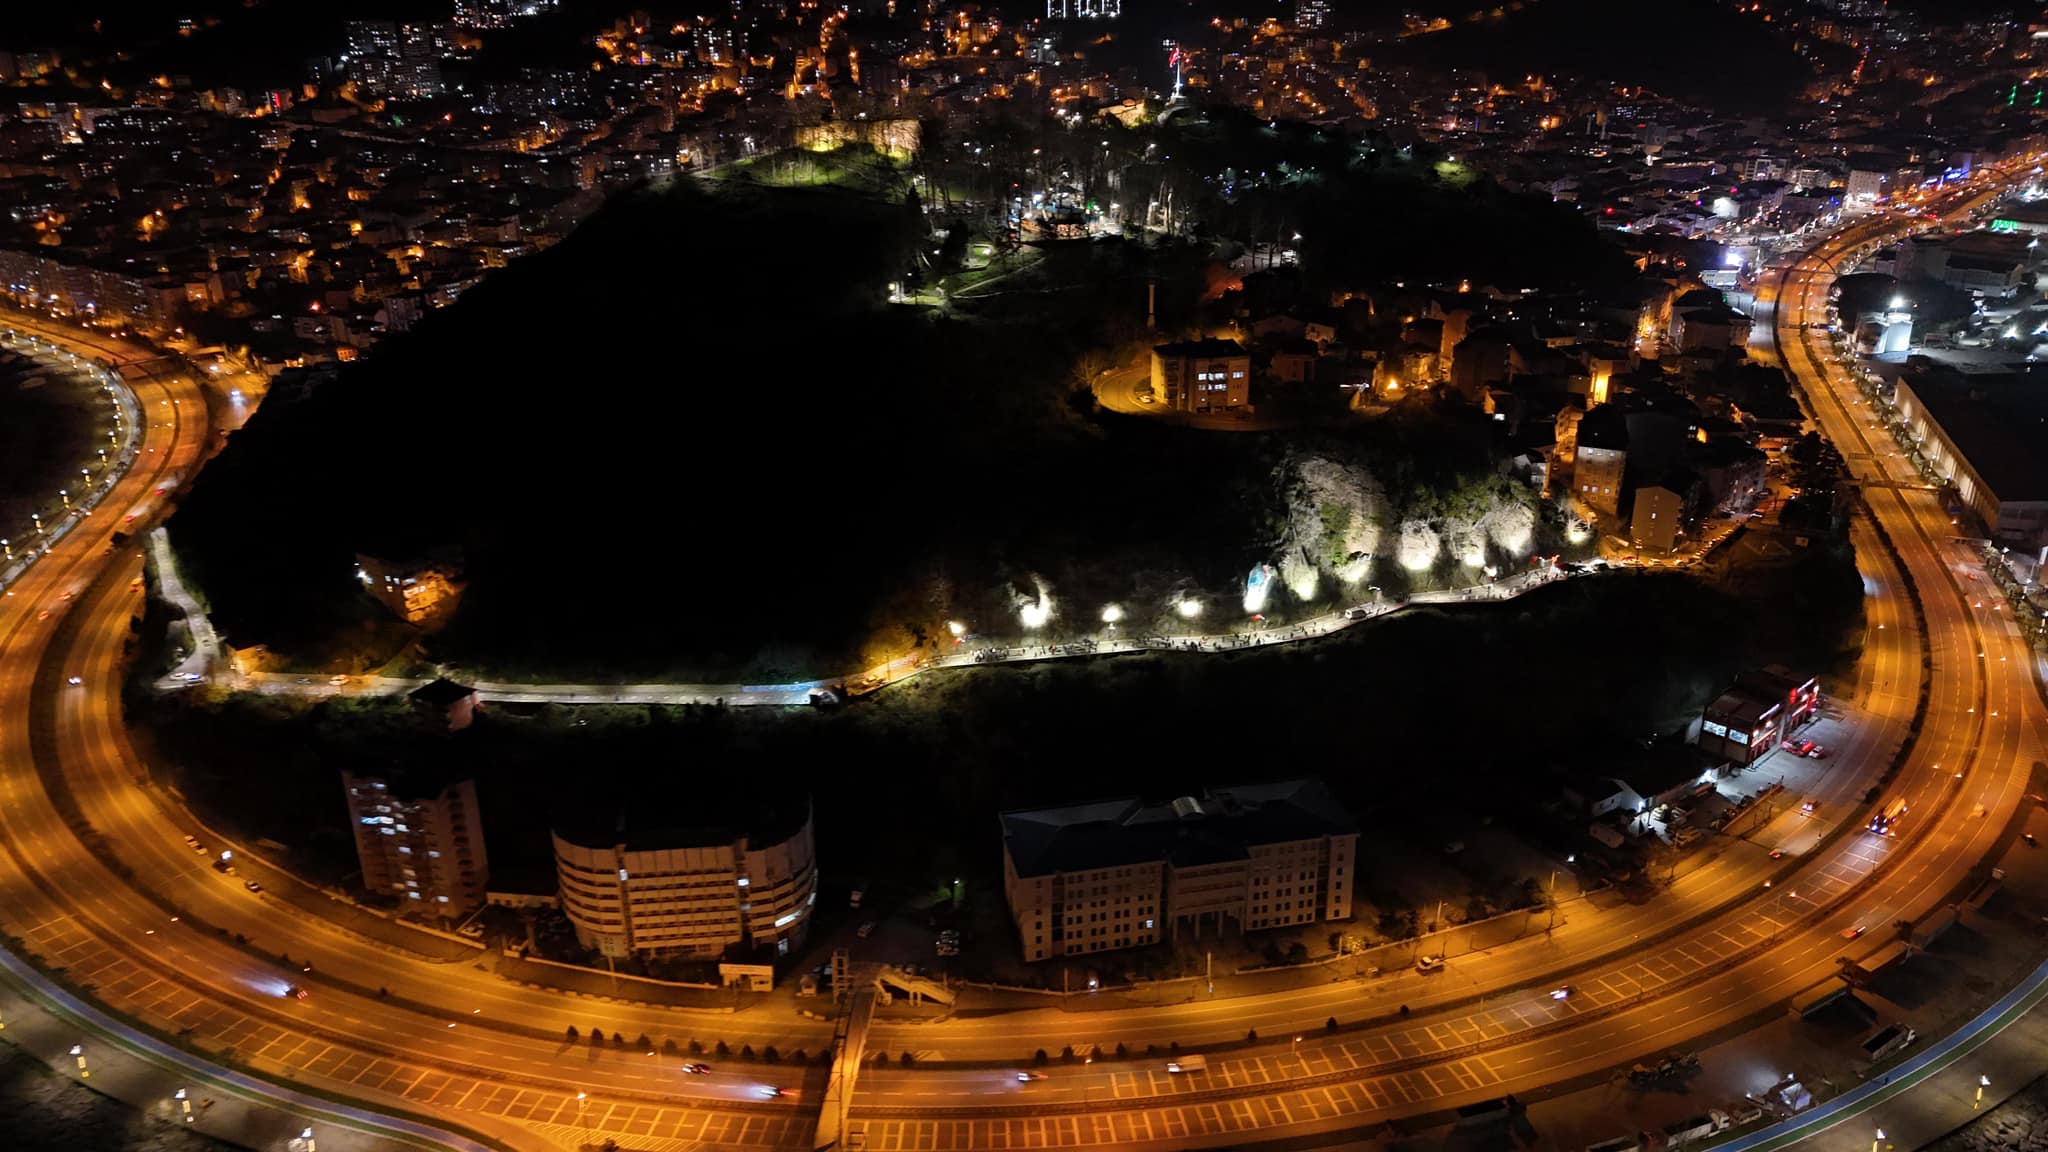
<box><xmin>66</xmin><ymin>676</ymin><xmax>82</xmax><ymax>686</ymax></box>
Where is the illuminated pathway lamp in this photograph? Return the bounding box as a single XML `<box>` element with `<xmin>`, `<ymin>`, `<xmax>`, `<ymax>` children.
<box><xmin>70</xmin><ymin>1043</ymin><xmax>87</xmax><ymax>1078</ymax></box>
<box><xmin>1176</xmin><ymin>597</ymin><xmax>1203</xmax><ymax>620</ymax></box>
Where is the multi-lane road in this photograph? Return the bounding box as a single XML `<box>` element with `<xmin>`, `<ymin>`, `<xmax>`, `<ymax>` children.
<box><xmin>1</xmin><ymin>170</ymin><xmax>2044</xmax><ymax>1152</ymax></box>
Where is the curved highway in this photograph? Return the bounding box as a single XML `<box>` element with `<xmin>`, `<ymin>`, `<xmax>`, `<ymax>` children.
<box><xmin>1</xmin><ymin>168</ymin><xmax>2041</xmax><ymax>1152</ymax></box>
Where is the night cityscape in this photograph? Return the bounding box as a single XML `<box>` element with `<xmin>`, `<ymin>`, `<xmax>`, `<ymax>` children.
<box><xmin>6</xmin><ymin>1</ymin><xmax>2048</xmax><ymax>1151</ymax></box>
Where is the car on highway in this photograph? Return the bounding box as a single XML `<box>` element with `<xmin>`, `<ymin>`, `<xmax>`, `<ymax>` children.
<box><xmin>681</xmin><ymin>1063</ymin><xmax>712</xmax><ymax>1075</ymax></box>
<box><xmin>1415</xmin><ymin>954</ymin><xmax>1445</xmax><ymax>973</ymax></box>
<box><xmin>1015</xmin><ymin>1072</ymin><xmax>1047</xmax><ymax>1082</ymax></box>
<box><xmin>757</xmin><ymin>1085</ymin><xmax>784</xmax><ymax>1099</ymax></box>
<box><xmin>328</xmin><ymin>675</ymin><xmax>349</xmax><ymax>686</ymax></box>
<box><xmin>1166</xmin><ymin>1055</ymin><xmax>1207</xmax><ymax>1073</ymax></box>
<box><xmin>1769</xmin><ymin>849</ymin><xmax>1786</xmax><ymax>860</ymax></box>
<box><xmin>66</xmin><ymin>676</ymin><xmax>82</xmax><ymax>686</ymax></box>
<box><xmin>244</xmin><ymin>880</ymin><xmax>263</xmax><ymax>894</ymax></box>
<box><xmin>1840</xmin><ymin>924</ymin><xmax>1866</xmax><ymax>940</ymax></box>
<box><xmin>1783</xmin><ymin>738</ymin><xmax>1815</xmax><ymax>756</ymax></box>
<box><xmin>36</xmin><ymin>610</ymin><xmax>49</xmax><ymax>621</ymax></box>
<box><xmin>1549</xmin><ymin>986</ymin><xmax>1573</xmax><ymax>1001</ymax></box>
<box><xmin>283</xmin><ymin>984</ymin><xmax>307</xmax><ymax>1000</ymax></box>
<box><xmin>1804</xmin><ymin>743</ymin><xmax>1828</xmax><ymax>759</ymax></box>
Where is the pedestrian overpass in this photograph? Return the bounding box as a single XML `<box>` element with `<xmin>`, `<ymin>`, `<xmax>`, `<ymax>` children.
<box><xmin>814</xmin><ymin>960</ymin><xmax>960</xmax><ymax>1149</ymax></box>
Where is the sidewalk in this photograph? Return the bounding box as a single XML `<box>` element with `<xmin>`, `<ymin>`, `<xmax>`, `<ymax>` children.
<box><xmin>0</xmin><ymin>330</ymin><xmax>142</xmax><ymax>596</ymax></box>
<box><xmin>152</xmin><ymin>551</ymin><xmax>1563</xmax><ymax>708</ymax></box>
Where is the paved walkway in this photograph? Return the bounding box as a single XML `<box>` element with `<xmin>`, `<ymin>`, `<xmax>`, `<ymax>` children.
<box><xmin>0</xmin><ymin>331</ymin><xmax>141</xmax><ymax>596</ymax></box>
<box><xmin>169</xmin><ymin>567</ymin><xmax>1580</xmax><ymax>707</ymax></box>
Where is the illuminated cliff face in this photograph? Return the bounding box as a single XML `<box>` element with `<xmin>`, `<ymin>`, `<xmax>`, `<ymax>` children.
<box><xmin>793</xmin><ymin>118</ymin><xmax>921</xmax><ymax>161</ymax></box>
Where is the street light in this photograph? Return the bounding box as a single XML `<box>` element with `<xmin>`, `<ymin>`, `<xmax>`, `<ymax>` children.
<box><xmin>70</xmin><ymin>1044</ymin><xmax>87</xmax><ymax>1078</ymax></box>
<box><xmin>174</xmin><ymin>1088</ymin><xmax>193</xmax><ymax>1122</ymax></box>
<box><xmin>1977</xmin><ymin>1074</ymin><xmax>1989</xmax><ymax>1107</ymax></box>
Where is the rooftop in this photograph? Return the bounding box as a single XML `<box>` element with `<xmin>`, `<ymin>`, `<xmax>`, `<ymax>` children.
<box><xmin>1900</xmin><ymin>363</ymin><xmax>2048</xmax><ymax>503</ymax></box>
<box><xmin>1154</xmin><ymin>338</ymin><xmax>1248</xmax><ymax>359</ymax></box>
<box><xmin>1000</xmin><ymin>778</ymin><xmax>1355</xmax><ymax>879</ymax></box>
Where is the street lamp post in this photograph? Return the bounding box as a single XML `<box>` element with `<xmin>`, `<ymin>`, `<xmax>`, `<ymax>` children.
<box><xmin>70</xmin><ymin>1043</ymin><xmax>87</xmax><ymax>1078</ymax></box>
<box><xmin>1872</xmin><ymin>1129</ymin><xmax>1884</xmax><ymax>1152</ymax></box>
<box><xmin>1977</xmin><ymin>1074</ymin><xmax>1989</xmax><ymax>1108</ymax></box>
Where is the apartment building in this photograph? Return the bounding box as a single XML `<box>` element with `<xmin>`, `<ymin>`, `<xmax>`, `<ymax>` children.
<box><xmin>1150</xmin><ymin>338</ymin><xmax>1251</xmax><ymax>413</ymax></box>
<box><xmin>354</xmin><ymin>552</ymin><xmax>464</xmax><ymax>626</ymax></box>
<box><xmin>1000</xmin><ymin>779</ymin><xmax>1357</xmax><ymax>962</ymax></box>
<box><xmin>552</xmin><ymin>803</ymin><xmax>817</xmax><ymax>959</ymax></box>
<box><xmin>341</xmin><ymin>769</ymin><xmax>489</xmax><ymax>916</ymax></box>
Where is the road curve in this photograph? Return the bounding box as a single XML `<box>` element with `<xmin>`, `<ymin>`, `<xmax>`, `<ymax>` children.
<box><xmin>3</xmin><ymin>168</ymin><xmax>2042</xmax><ymax>1152</ymax></box>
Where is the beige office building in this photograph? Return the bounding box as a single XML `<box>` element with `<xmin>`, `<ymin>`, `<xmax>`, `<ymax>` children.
<box><xmin>553</xmin><ymin>804</ymin><xmax>817</xmax><ymax>959</ymax></box>
<box><xmin>1000</xmin><ymin>779</ymin><xmax>1357</xmax><ymax>962</ymax></box>
<box><xmin>342</xmin><ymin>770</ymin><xmax>489</xmax><ymax>916</ymax></box>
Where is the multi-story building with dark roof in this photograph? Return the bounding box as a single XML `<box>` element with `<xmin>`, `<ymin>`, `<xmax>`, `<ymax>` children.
<box><xmin>999</xmin><ymin>779</ymin><xmax>1357</xmax><ymax>962</ymax></box>
<box><xmin>1894</xmin><ymin>362</ymin><xmax>2048</xmax><ymax>556</ymax></box>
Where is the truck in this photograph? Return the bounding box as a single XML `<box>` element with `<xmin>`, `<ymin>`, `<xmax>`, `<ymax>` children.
<box><xmin>1860</xmin><ymin>1022</ymin><xmax>1917</xmax><ymax>1062</ymax></box>
<box><xmin>1910</xmin><ymin>905</ymin><xmax>1959</xmax><ymax>949</ymax></box>
<box><xmin>1627</xmin><ymin>1051</ymin><xmax>1700</xmax><ymax>1085</ymax></box>
<box><xmin>1165</xmin><ymin>1054</ymin><xmax>1207</xmax><ymax>1073</ymax></box>
<box><xmin>1661</xmin><ymin>1112</ymin><xmax>1729</xmax><ymax>1147</ymax></box>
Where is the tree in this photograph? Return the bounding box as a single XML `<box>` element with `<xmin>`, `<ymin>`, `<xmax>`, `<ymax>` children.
<box><xmin>900</xmin><ymin>1051</ymin><xmax>915</xmax><ymax>1066</ymax></box>
<box><xmin>1034</xmin><ymin>1048</ymin><xmax>1049</xmax><ymax>1065</ymax></box>
<box><xmin>1246</xmin><ymin>1029</ymin><xmax>1258</xmax><ymax>1043</ymax></box>
<box><xmin>1060</xmin><ymin>1045</ymin><xmax>1075</xmax><ymax>1063</ymax></box>
<box><xmin>688</xmin><ymin>1039</ymin><xmax>704</xmax><ymax>1056</ymax></box>
<box><xmin>1326</xmin><ymin>1016</ymin><xmax>1338</xmax><ymax>1032</ymax></box>
<box><xmin>741</xmin><ymin>1044</ymin><xmax>756</xmax><ymax>1062</ymax></box>
<box><xmin>715</xmin><ymin>1040</ymin><xmax>731</xmax><ymax>1058</ymax></box>
<box><xmin>1114</xmin><ymin>1042</ymin><xmax>1128</xmax><ymax>1060</ymax></box>
<box><xmin>611</xmin><ymin>1031</ymin><xmax>625</xmax><ymax>1048</ymax></box>
<box><xmin>566</xmin><ymin>1026</ymin><xmax>579</xmax><ymax>1041</ymax></box>
<box><xmin>764</xmin><ymin>1045</ymin><xmax>781</xmax><ymax>1064</ymax></box>
<box><xmin>636</xmin><ymin>1033</ymin><xmax>653</xmax><ymax>1053</ymax></box>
